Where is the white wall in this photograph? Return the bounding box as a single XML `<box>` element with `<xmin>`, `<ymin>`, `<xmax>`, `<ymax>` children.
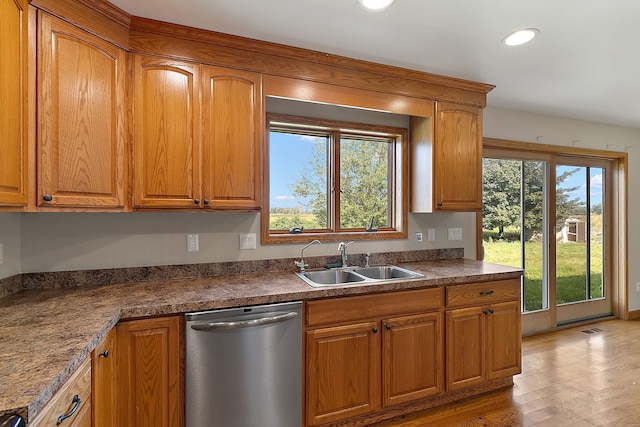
<box><xmin>15</xmin><ymin>211</ymin><xmax>475</xmax><ymax>274</ymax></box>
<box><xmin>483</xmin><ymin>106</ymin><xmax>640</xmax><ymax>311</ymax></box>
<box><xmin>0</xmin><ymin>213</ymin><xmax>21</xmax><ymax>279</ymax></box>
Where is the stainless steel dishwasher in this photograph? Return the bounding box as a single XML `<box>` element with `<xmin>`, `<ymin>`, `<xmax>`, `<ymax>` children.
<box><xmin>185</xmin><ymin>301</ymin><xmax>302</xmax><ymax>427</ymax></box>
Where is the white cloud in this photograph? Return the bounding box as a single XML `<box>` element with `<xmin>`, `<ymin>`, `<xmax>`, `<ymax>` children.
<box><xmin>275</xmin><ymin>195</ymin><xmax>296</xmax><ymax>200</ymax></box>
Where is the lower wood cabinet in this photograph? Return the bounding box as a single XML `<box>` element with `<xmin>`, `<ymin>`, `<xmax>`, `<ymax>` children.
<box><xmin>445</xmin><ymin>280</ymin><xmax>522</xmax><ymax>391</ymax></box>
<box><xmin>116</xmin><ymin>316</ymin><xmax>184</xmax><ymax>427</ymax></box>
<box><xmin>29</xmin><ymin>357</ymin><xmax>92</xmax><ymax>427</ymax></box>
<box><xmin>305</xmin><ymin>288</ymin><xmax>443</xmax><ymax>426</ymax></box>
<box><xmin>92</xmin><ymin>328</ymin><xmax>117</xmax><ymax>427</ymax></box>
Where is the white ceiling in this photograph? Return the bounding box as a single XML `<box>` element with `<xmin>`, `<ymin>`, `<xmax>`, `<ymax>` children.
<box><xmin>110</xmin><ymin>0</ymin><xmax>640</xmax><ymax>129</ymax></box>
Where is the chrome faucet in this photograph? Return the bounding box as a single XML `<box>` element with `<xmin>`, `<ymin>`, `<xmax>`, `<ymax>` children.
<box><xmin>294</xmin><ymin>240</ymin><xmax>321</xmax><ymax>272</ymax></box>
<box><xmin>338</xmin><ymin>241</ymin><xmax>354</xmax><ymax>268</ymax></box>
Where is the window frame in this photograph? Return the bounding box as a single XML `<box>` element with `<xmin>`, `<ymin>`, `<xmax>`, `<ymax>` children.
<box><xmin>262</xmin><ymin>113</ymin><xmax>408</xmax><ymax>244</ymax></box>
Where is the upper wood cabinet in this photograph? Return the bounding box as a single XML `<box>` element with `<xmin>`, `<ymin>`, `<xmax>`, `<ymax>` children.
<box><xmin>133</xmin><ymin>57</ymin><xmax>262</xmax><ymax>210</ymax></box>
<box><xmin>37</xmin><ymin>12</ymin><xmax>126</xmax><ymax>209</ymax></box>
<box><xmin>133</xmin><ymin>55</ymin><xmax>201</xmax><ymax>209</ymax></box>
<box><xmin>411</xmin><ymin>102</ymin><xmax>482</xmax><ymax>212</ymax></box>
<box><xmin>0</xmin><ymin>0</ymin><xmax>29</xmax><ymax>207</ymax></box>
<box><xmin>202</xmin><ymin>66</ymin><xmax>262</xmax><ymax>210</ymax></box>
<box><xmin>117</xmin><ymin>315</ymin><xmax>184</xmax><ymax>427</ymax></box>
<box><xmin>433</xmin><ymin>102</ymin><xmax>482</xmax><ymax>211</ymax></box>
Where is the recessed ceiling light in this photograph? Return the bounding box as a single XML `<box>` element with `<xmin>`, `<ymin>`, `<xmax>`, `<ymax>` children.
<box><xmin>502</xmin><ymin>28</ymin><xmax>540</xmax><ymax>47</ymax></box>
<box><xmin>359</xmin><ymin>0</ymin><xmax>395</xmax><ymax>12</ymax></box>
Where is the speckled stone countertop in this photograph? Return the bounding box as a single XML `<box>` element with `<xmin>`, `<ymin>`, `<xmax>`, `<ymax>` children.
<box><xmin>0</xmin><ymin>255</ymin><xmax>521</xmax><ymax>421</ymax></box>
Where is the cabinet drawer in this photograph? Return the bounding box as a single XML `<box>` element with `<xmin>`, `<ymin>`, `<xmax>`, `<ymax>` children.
<box><xmin>446</xmin><ymin>279</ymin><xmax>520</xmax><ymax>308</ymax></box>
<box><xmin>306</xmin><ymin>287</ymin><xmax>442</xmax><ymax>327</ymax></box>
<box><xmin>29</xmin><ymin>357</ymin><xmax>91</xmax><ymax>426</ymax></box>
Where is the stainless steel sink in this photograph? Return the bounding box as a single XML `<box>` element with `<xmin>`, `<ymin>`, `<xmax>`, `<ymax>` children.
<box><xmin>298</xmin><ymin>269</ymin><xmax>366</xmax><ymax>286</ymax></box>
<box><xmin>352</xmin><ymin>265</ymin><xmax>424</xmax><ymax>280</ymax></box>
<box><xmin>296</xmin><ymin>265</ymin><xmax>424</xmax><ymax>287</ymax></box>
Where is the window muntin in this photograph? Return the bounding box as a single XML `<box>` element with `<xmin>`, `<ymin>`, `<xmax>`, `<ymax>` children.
<box><xmin>265</xmin><ymin>114</ymin><xmax>406</xmax><ymax>243</ymax></box>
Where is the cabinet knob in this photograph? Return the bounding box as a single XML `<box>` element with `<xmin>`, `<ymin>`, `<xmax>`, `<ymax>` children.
<box><xmin>437</xmin><ymin>202</ymin><xmax>443</xmax><ymax>207</ymax></box>
<box><xmin>488</xmin><ymin>309</ymin><xmax>494</xmax><ymax>314</ymax></box>
<box><xmin>98</xmin><ymin>350</ymin><xmax>109</xmax><ymax>358</ymax></box>
<box><xmin>385</xmin><ymin>324</ymin><xmax>392</xmax><ymax>330</ymax></box>
<box><xmin>194</xmin><ymin>199</ymin><xmax>200</xmax><ymax>205</ymax></box>
<box><xmin>372</xmin><ymin>327</ymin><xmax>378</xmax><ymax>334</ymax></box>
<box><xmin>483</xmin><ymin>310</ymin><xmax>489</xmax><ymax>315</ymax></box>
<box><xmin>203</xmin><ymin>199</ymin><xmax>210</xmax><ymax>205</ymax></box>
<box><xmin>43</xmin><ymin>194</ymin><xmax>53</xmax><ymax>202</ymax></box>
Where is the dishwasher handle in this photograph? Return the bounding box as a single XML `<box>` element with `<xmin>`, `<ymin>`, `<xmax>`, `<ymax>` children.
<box><xmin>190</xmin><ymin>311</ymin><xmax>298</xmax><ymax>331</ymax></box>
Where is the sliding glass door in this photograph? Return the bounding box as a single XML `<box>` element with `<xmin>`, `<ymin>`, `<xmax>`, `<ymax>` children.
<box><xmin>482</xmin><ymin>151</ymin><xmax>612</xmax><ymax>333</ymax></box>
<box><xmin>554</xmin><ymin>158</ymin><xmax>610</xmax><ymax>324</ymax></box>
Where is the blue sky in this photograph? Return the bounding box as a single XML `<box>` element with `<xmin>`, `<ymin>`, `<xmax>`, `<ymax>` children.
<box><xmin>269</xmin><ymin>132</ymin><xmax>320</xmax><ymax>209</ymax></box>
<box><xmin>556</xmin><ymin>165</ymin><xmax>604</xmax><ymax>205</ymax></box>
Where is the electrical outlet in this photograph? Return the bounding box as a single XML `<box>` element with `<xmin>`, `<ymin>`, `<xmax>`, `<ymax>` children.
<box><xmin>416</xmin><ymin>232</ymin><xmax>423</xmax><ymax>242</ymax></box>
<box><xmin>187</xmin><ymin>234</ymin><xmax>199</xmax><ymax>252</ymax></box>
<box><xmin>240</xmin><ymin>233</ymin><xmax>257</xmax><ymax>250</ymax></box>
<box><xmin>636</xmin><ymin>282</ymin><xmax>640</xmax><ymax>292</ymax></box>
<box><xmin>427</xmin><ymin>229</ymin><xmax>436</xmax><ymax>241</ymax></box>
<box><xmin>447</xmin><ymin>228</ymin><xmax>463</xmax><ymax>241</ymax></box>
<box><xmin>0</xmin><ymin>243</ymin><xmax>3</xmax><ymax>265</ymax></box>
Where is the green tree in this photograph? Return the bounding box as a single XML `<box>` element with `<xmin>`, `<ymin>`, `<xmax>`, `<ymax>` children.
<box><xmin>483</xmin><ymin>159</ymin><xmax>583</xmax><ymax>241</ymax></box>
<box><xmin>482</xmin><ymin>159</ymin><xmax>521</xmax><ymax>239</ymax></box>
<box><xmin>290</xmin><ymin>138</ymin><xmax>390</xmax><ymax>229</ymax></box>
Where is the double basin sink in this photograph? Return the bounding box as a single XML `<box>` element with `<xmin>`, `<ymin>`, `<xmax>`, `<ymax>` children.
<box><xmin>296</xmin><ymin>265</ymin><xmax>424</xmax><ymax>287</ymax></box>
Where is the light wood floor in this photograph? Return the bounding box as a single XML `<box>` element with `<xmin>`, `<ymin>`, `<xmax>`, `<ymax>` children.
<box><xmin>376</xmin><ymin>319</ymin><xmax>640</xmax><ymax>427</ymax></box>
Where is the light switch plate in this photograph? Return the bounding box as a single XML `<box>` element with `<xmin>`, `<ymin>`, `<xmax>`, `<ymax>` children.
<box><xmin>447</xmin><ymin>228</ymin><xmax>463</xmax><ymax>241</ymax></box>
<box><xmin>0</xmin><ymin>243</ymin><xmax>3</xmax><ymax>265</ymax></box>
<box><xmin>187</xmin><ymin>234</ymin><xmax>199</xmax><ymax>252</ymax></box>
<box><xmin>427</xmin><ymin>229</ymin><xmax>436</xmax><ymax>241</ymax></box>
<box><xmin>240</xmin><ymin>233</ymin><xmax>257</xmax><ymax>250</ymax></box>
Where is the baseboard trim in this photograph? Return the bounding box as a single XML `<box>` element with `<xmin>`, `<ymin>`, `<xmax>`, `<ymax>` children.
<box><xmin>628</xmin><ymin>310</ymin><xmax>640</xmax><ymax>320</ymax></box>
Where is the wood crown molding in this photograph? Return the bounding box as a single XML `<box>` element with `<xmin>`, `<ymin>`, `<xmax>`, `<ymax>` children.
<box><xmin>30</xmin><ymin>0</ymin><xmax>131</xmax><ymax>48</ymax></box>
<box><xmin>29</xmin><ymin>0</ymin><xmax>494</xmax><ymax>108</ymax></box>
<box><xmin>128</xmin><ymin>16</ymin><xmax>494</xmax><ymax>108</ymax></box>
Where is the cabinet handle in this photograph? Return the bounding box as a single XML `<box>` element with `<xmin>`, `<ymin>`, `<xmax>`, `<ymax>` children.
<box><xmin>98</xmin><ymin>349</ymin><xmax>109</xmax><ymax>358</ymax></box>
<box><xmin>194</xmin><ymin>199</ymin><xmax>200</xmax><ymax>205</ymax></box>
<box><xmin>372</xmin><ymin>327</ymin><xmax>378</xmax><ymax>334</ymax></box>
<box><xmin>479</xmin><ymin>290</ymin><xmax>495</xmax><ymax>296</ymax></box>
<box><xmin>43</xmin><ymin>194</ymin><xmax>53</xmax><ymax>202</ymax></box>
<box><xmin>203</xmin><ymin>199</ymin><xmax>210</xmax><ymax>205</ymax></box>
<box><xmin>56</xmin><ymin>395</ymin><xmax>81</xmax><ymax>425</ymax></box>
<box><xmin>385</xmin><ymin>324</ymin><xmax>392</xmax><ymax>330</ymax></box>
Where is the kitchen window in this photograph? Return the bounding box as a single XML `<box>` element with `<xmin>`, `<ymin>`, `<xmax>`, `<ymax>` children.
<box><xmin>262</xmin><ymin>113</ymin><xmax>408</xmax><ymax>243</ymax></box>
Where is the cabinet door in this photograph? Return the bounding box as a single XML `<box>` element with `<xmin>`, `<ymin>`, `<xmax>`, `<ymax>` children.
<box><xmin>0</xmin><ymin>0</ymin><xmax>29</xmax><ymax>206</ymax></box>
<box><xmin>133</xmin><ymin>55</ymin><xmax>201</xmax><ymax>208</ymax></box>
<box><xmin>487</xmin><ymin>300</ymin><xmax>522</xmax><ymax>380</ymax></box>
<box><xmin>117</xmin><ymin>316</ymin><xmax>184</xmax><ymax>427</ymax></box>
<box><xmin>306</xmin><ymin>322</ymin><xmax>380</xmax><ymax>426</ymax></box>
<box><xmin>38</xmin><ymin>13</ymin><xmax>126</xmax><ymax>208</ymax></box>
<box><xmin>92</xmin><ymin>327</ymin><xmax>117</xmax><ymax>427</ymax></box>
<box><xmin>382</xmin><ymin>312</ymin><xmax>443</xmax><ymax>407</ymax></box>
<box><xmin>202</xmin><ymin>66</ymin><xmax>262</xmax><ymax>210</ymax></box>
<box><xmin>445</xmin><ymin>306</ymin><xmax>485</xmax><ymax>391</ymax></box>
<box><xmin>434</xmin><ymin>102</ymin><xmax>481</xmax><ymax>211</ymax></box>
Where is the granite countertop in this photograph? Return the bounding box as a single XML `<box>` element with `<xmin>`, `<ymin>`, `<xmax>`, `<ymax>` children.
<box><xmin>0</xmin><ymin>257</ymin><xmax>521</xmax><ymax>421</ymax></box>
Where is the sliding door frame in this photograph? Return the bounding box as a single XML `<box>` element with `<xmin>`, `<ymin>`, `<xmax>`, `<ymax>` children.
<box><xmin>479</xmin><ymin>138</ymin><xmax>628</xmax><ymax>324</ymax></box>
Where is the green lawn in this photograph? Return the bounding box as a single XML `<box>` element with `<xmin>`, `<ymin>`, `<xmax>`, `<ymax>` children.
<box><xmin>484</xmin><ymin>240</ymin><xmax>603</xmax><ymax>311</ymax></box>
